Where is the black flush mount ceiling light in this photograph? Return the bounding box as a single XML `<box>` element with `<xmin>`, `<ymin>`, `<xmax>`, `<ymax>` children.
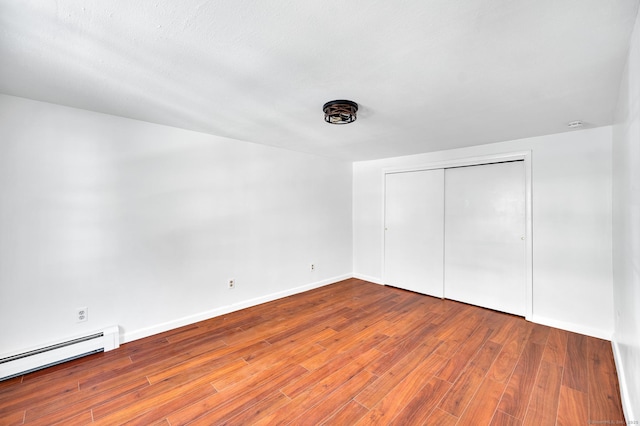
<box><xmin>323</xmin><ymin>100</ymin><xmax>358</xmax><ymax>124</ymax></box>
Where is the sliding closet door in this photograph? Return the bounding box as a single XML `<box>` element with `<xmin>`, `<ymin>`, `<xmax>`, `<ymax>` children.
<box><xmin>444</xmin><ymin>161</ymin><xmax>526</xmax><ymax>315</ymax></box>
<box><xmin>384</xmin><ymin>169</ymin><xmax>444</xmax><ymax>297</ymax></box>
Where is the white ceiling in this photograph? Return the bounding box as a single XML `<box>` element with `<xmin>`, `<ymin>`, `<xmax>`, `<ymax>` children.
<box><xmin>1</xmin><ymin>1</ymin><xmax>639</xmax><ymax>160</ymax></box>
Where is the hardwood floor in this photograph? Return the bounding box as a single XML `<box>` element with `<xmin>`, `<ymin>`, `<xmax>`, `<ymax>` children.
<box><xmin>0</xmin><ymin>279</ymin><xmax>625</xmax><ymax>425</ymax></box>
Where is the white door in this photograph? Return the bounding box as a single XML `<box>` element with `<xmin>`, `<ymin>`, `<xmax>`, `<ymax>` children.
<box><xmin>384</xmin><ymin>169</ymin><xmax>444</xmax><ymax>297</ymax></box>
<box><xmin>444</xmin><ymin>161</ymin><xmax>526</xmax><ymax>315</ymax></box>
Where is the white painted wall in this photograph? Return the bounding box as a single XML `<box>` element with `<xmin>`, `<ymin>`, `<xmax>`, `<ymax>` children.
<box><xmin>612</xmin><ymin>5</ymin><xmax>640</xmax><ymax>421</ymax></box>
<box><xmin>353</xmin><ymin>127</ymin><xmax>613</xmax><ymax>339</ymax></box>
<box><xmin>0</xmin><ymin>94</ymin><xmax>352</xmax><ymax>356</ymax></box>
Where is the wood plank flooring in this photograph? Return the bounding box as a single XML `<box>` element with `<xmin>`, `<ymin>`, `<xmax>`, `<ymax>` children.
<box><xmin>0</xmin><ymin>279</ymin><xmax>625</xmax><ymax>425</ymax></box>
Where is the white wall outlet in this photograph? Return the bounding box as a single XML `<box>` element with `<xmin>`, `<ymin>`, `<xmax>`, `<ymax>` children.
<box><xmin>310</xmin><ymin>263</ymin><xmax>315</xmax><ymax>272</ymax></box>
<box><xmin>76</xmin><ymin>307</ymin><xmax>88</xmax><ymax>322</ymax></box>
<box><xmin>228</xmin><ymin>279</ymin><xmax>235</xmax><ymax>289</ymax></box>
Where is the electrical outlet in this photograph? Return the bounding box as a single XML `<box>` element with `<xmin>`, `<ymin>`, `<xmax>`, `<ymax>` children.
<box><xmin>76</xmin><ymin>307</ymin><xmax>88</xmax><ymax>323</ymax></box>
<box><xmin>310</xmin><ymin>263</ymin><xmax>315</xmax><ymax>272</ymax></box>
<box><xmin>228</xmin><ymin>279</ymin><xmax>235</xmax><ymax>289</ymax></box>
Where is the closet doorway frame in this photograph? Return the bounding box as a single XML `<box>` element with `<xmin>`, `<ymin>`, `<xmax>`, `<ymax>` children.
<box><xmin>381</xmin><ymin>150</ymin><xmax>533</xmax><ymax>320</ymax></box>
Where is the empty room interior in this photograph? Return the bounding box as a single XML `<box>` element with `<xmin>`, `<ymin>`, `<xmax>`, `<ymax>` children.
<box><xmin>1</xmin><ymin>0</ymin><xmax>639</xmax><ymax>424</ymax></box>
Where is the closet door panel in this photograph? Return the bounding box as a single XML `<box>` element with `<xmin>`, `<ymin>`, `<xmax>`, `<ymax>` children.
<box><xmin>444</xmin><ymin>162</ymin><xmax>526</xmax><ymax>315</ymax></box>
<box><xmin>384</xmin><ymin>169</ymin><xmax>444</xmax><ymax>297</ymax></box>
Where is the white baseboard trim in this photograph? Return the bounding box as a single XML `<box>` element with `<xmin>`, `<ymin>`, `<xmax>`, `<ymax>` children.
<box><xmin>122</xmin><ymin>274</ymin><xmax>352</xmax><ymax>344</ymax></box>
<box><xmin>352</xmin><ymin>273</ymin><xmax>384</xmax><ymax>285</ymax></box>
<box><xmin>529</xmin><ymin>314</ymin><xmax>612</xmax><ymax>340</ymax></box>
<box><xmin>611</xmin><ymin>339</ymin><xmax>637</xmax><ymax>424</ymax></box>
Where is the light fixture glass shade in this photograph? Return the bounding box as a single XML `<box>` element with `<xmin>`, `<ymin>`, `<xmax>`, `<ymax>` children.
<box><xmin>323</xmin><ymin>100</ymin><xmax>358</xmax><ymax>124</ymax></box>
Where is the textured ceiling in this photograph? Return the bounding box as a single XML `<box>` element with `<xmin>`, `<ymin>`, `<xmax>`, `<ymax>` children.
<box><xmin>1</xmin><ymin>0</ymin><xmax>639</xmax><ymax>160</ymax></box>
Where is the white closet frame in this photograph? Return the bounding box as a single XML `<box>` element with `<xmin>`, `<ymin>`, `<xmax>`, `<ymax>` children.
<box><xmin>381</xmin><ymin>151</ymin><xmax>533</xmax><ymax>320</ymax></box>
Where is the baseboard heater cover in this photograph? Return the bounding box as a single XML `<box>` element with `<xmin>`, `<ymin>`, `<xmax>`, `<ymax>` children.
<box><xmin>0</xmin><ymin>325</ymin><xmax>119</xmax><ymax>381</ymax></box>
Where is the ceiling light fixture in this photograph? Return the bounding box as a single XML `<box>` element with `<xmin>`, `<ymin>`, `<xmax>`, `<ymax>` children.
<box><xmin>323</xmin><ymin>100</ymin><xmax>358</xmax><ymax>124</ymax></box>
<box><xmin>567</xmin><ymin>120</ymin><xmax>584</xmax><ymax>128</ymax></box>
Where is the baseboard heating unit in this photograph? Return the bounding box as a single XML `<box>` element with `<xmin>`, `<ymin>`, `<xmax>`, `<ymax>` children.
<box><xmin>0</xmin><ymin>325</ymin><xmax>119</xmax><ymax>381</ymax></box>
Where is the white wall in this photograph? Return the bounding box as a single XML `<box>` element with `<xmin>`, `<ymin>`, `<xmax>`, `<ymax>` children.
<box><xmin>612</xmin><ymin>5</ymin><xmax>640</xmax><ymax>421</ymax></box>
<box><xmin>0</xmin><ymin>94</ymin><xmax>352</xmax><ymax>356</ymax></box>
<box><xmin>354</xmin><ymin>127</ymin><xmax>613</xmax><ymax>339</ymax></box>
